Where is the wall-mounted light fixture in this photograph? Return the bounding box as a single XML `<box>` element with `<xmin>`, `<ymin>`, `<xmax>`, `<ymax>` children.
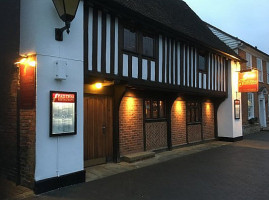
<box><xmin>15</xmin><ymin>56</ymin><xmax>37</xmax><ymax>68</ymax></box>
<box><xmin>52</xmin><ymin>0</ymin><xmax>80</xmax><ymax>41</ymax></box>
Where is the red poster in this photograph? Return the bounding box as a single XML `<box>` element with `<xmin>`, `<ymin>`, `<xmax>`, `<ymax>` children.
<box><xmin>52</xmin><ymin>93</ymin><xmax>75</xmax><ymax>103</ymax></box>
<box><xmin>238</xmin><ymin>70</ymin><xmax>258</xmax><ymax>93</ymax></box>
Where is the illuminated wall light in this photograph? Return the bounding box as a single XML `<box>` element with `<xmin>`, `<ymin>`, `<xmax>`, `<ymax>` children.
<box><xmin>95</xmin><ymin>82</ymin><xmax>103</xmax><ymax>89</ymax></box>
<box><xmin>15</xmin><ymin>57</ymin><xmax>36</xmax><ymax>68</ymax></box>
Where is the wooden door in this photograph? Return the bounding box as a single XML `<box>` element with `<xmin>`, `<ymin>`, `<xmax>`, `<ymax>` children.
<box><xmin>84</xmin><ymin>96</ymin><xmax>113</xmax><ymax>167</ymax></box>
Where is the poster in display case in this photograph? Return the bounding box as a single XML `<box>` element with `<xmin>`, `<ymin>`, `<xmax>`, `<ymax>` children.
<box><xmin>50</xmin><ymin>91</ymin><xmax>77</xmax><ymax>136</ymax></box>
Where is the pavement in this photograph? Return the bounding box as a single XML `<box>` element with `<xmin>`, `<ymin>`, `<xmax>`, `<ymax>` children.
<box><xmin>3</xmin><ymin>131</ymin><xmax>269</xmax><ymax>200</ymax></box>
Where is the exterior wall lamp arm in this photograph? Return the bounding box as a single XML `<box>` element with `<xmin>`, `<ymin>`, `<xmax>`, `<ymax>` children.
<box><xmin>55</xmin><ymin>21</ymin><xmax>70</xmax><ymax>41</ymax></box>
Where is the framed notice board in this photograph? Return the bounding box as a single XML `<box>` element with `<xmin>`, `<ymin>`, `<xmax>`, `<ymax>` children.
<box><xmin>50</xmin><ymin>91</ymin><xmax>77</xmax><ymax>136</ymax></box>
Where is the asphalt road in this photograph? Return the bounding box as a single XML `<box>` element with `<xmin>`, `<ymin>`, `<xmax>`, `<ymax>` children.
<box><xmin>28</xmin><ymin>132</ymin><xmax>269</xmax><ymax>200</ymax></box>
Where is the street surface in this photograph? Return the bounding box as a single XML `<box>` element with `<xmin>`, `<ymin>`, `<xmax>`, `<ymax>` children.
<box><xmin>27</xmin><ymin>132</ymin><xmax>269</xmax><ymax>200</ymax></box>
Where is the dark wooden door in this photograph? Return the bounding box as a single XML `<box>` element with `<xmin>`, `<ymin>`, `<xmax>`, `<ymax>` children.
<box><xmin>84</xmin><ymin>96</ymin><xmax>113</xmax><ymax>167</ymax></box>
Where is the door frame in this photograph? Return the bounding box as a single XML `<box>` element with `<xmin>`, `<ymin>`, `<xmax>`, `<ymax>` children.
<box><xmin>83</xmin><ymin>94</ymin><xmax>114</xmax><ymax>167</ymax></box>
<box><xmin>258</xmin><ymin>93</ymin><xmax>267</xmax><ymax>128</ymax></box>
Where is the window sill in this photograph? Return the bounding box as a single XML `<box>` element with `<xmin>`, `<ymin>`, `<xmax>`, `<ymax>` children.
<box><xmin>187</xmin><ymin>122</ymin><xmax>202</xmax><ymax>125</ymax></box>
<box><xmin>145</xmin><ymin>118</ymin><xmax>167</xmax><ymax>123</ymax></box>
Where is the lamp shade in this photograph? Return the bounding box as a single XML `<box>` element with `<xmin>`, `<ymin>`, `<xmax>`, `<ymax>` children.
<box><xmin>52</xmin><ymin>0</ymin><xmax>80</xmax><ymax>23</ymax></box>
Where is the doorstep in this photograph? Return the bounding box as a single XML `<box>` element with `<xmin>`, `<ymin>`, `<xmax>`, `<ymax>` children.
<box><xmin>122</xmin><ymin>151</ymin><xmax>155</xmax><ymax>163</ymax></box>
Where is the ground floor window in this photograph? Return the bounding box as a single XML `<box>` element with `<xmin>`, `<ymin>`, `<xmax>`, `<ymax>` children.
<box><xmin>186</xmin><ymin>102</ymin><xmax>201</xmax><ymax>124</ymax></box>
<box><xmin>248</xmin><ymin>93</ymin><xmax>254</xmax><ymax>119</ymax></box>
<box><xmin>144</xmin><ymin>100</ymin><xmax>166</xmax><ymax>119</ymax></box>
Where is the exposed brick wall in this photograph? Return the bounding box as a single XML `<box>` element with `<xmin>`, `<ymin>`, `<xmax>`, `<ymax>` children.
<box><xmin>0</xmin><ymin>0</ymin><xmax>21</xmax><ymax>182</ymax></box>
<box><xmin>119</xmin><ymin>97</ymin><xmax>143</xmax><ymax>155</ymax></box>
<box><xmin>171</xmin><ymin>100</ymin><xmax>187</xmax><ymax>146</ymax></box>
<box><xmin>19</xmin><ymin>109</ymin><xmax>36</xmax><ymax>188</ymax></box>
<box><xmin>187</xmin><ymin>124</ymin><xmax>202</xmax><ymax>143</ymax></box>
<box><xmin>202</xmin><ymin>102</ymin><xmax>215</xmax><ymax>140</ymax></box>
<box><xmin>145</xmin><ymin>122</ymin><xmax>167</xmax><ymax>151</ymax></box>
<box><xmin>0</xmin><ymin>70</ymin><xmax>18</xmax><ymax>181</ymax></box>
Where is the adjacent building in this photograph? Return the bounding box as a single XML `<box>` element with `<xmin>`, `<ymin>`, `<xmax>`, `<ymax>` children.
<box><xmin>208</xmin><ymin>23</ymin><xmax>269</xmax><ymax>135</ymax></box>
<box><xmin>0</xmin><ymin>0</ymin><xmax>243</xmax><ymax>194</ymax></box>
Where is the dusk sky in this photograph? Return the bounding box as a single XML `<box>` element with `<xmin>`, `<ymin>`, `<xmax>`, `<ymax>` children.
<box><xmin>183</xmin><ymin>0</ymin><xmax>269</xmax><ymax>54</ymax></box>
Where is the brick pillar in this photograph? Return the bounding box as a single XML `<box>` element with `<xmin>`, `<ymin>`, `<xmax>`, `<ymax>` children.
<box><xmin>171</xmin><ymin>100</ymin><xmax>187</xmax><ymax>146</ymax></box>
<box><xmin>202</xmin><ymin>102</ymin><xmax>215</xmax><ymax>140</ymax></box>
<box><xmin>119</xmin><ymin>97</ymin><xmax>144</xmax><ymax>155</ymax></box>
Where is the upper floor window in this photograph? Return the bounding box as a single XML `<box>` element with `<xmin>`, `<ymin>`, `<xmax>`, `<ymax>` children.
<box><xmin>145</xmin><ymin>100</ymin><xmax>165</xmax><ymax>120</ymax></box>
<box><xmin>257</xmin><ymin>58</ymin><xmax>263</xmax><ymax>82</ymax></box>
<box><xmin>246</xmin><ymin>52</ymin><xmax>252</xmax><ymax>69</ymax></box>
<box><xmin>142</xmin><ymin>35</ymin><xmax>154</xmax><ymax>57</ymax></box>
<box><xmin>124</xmin><ymin>28</ymin><xmax>137</xmax><ymax>52</ymax></box>
<box><xmin>186</xmin><ymin>102</ymin><xmax>201</xmax><ymax>124</ymax></box>
<box><xmin>198</xmin><ymin>54</ymin><xmax>207</xmax><ymax>72</ymax></box>
<box><xmin>267</xmin><ymin>62</ymin><xmax>269</xmax><ymax>84</ymax></box>
<box><xmin>248</xmin><ymin>93</ymin><xmax>254</xmax><ymax>119</ymax></box>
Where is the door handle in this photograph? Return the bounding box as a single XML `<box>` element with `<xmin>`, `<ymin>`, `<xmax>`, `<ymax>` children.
<box><xmin>102</xmin><ymin>125</ymin><xmax>106</xmax><ymax>135</ymax></box>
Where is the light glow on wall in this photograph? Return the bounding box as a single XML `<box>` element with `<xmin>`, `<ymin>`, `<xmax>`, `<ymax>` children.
<box><xmin>175</xmin><ymin>100</ymin><xmax>183</xmax><ymax>113</ymax></box>
<box><xmin>205</xmin><ymin>102</ymin><xmax>211</xmax><ymax>116</ymax></box>
<box><xmin>126</xmin><ymin>97</ymin><xmax>135</xmax><ymax>112</ymax></box>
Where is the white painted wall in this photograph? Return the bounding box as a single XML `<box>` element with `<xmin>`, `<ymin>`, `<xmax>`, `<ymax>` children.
<box><xmin>218</xmin><ymin>60</ymin><xmax>242</xmax><ymax>138</ymax></box>
<box><xmin>20</xmin><ymin>0</ymin><xmax>84</xmax><ymax>181</ymax></box>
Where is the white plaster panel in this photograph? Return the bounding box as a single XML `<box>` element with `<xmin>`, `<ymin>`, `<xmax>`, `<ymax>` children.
<box><xmin>132</xmin><ymin>56</ymin><xmax>138</xmax><ymax>78</ymax></box>
<box><xmin>190</xmin><ymin>47</ymin><xmax>193</xmax><ymax>87</ymax></box>
<box><xmin>159</xmin><ymin>35</ymin><xmax>163</xmax><ymax>82</ymax></box>
<box><xmin>169</xmin><ymin>39</ymin><xmax>172</xmax><ymax>84</ymax></box>
<box><xmin>173</xmin><ymin>42</ymin><xmax>175</xmax><ymax>85</ymax></box>
<box><xmin>194</xmin><ymin>48</ymin><xmax>197</xmax><ymax>88</ymax></box>
<box><xmin>20</xmin><ymin>1</ymin><xmax>84</xmax><ymax>181</ymax></box>
<box><xmin>151</xmin><ymin>61</ymin><xmax>155</xmax><ymax>81</ymax></box>
<box><xmin>20</xmin><ymin>0</ymin><xmax>83</xmax><ymax>61</ymax></box>
<box><xmin>199</xmin><ymin>73</ymin><xmax>202</xmax><ymax>89</ymax></box>
<box><xmin>177</xmin><ymin>42</ymin><xmax>180</xmax><ymax>85</ymax></box>
<box><xmin>208</xmin><ymin>54</ymin><xmax>211</xmax><ymax>90</ymax></box>
<box><xmin>88</xmin><ymin>7</ymin><xmax>93</xmax><ymax>71</ymax></box>
<box><xmin>142</xmin><ymin>59</ymin><xmax>148</xmax><ymax>80</ymax></box>
<box><xmin>35</xmin><ymin>55</ymin><xmax>84</xmax><ymax>181</ymax></box>
<box><xmin>123</xmin><ymin>54</ymin><xmax>128</xmax><ymax>77</ymax></box>
<box><xmin>218</xmin><ymin>60</ymin><xmax>242</xmax><ymax>138</ymax></box>
<box><xmin>183</xmin><ymin>45</ymin><xmax>185</xmax><ymax>86</ymax></box>
<box><xmin>187</xmin><ymin>46</ymin><xmax>189</xmax><ymax>87</ymax></box>
<box><xmin>114</xmin><ymin>18</ymin><xmax>119</xmax><ymax>75</ymax></box>
<box><xmin>164</xmin><ymin>38</ymin><xmax>167</xmax><ymax>83</ymax></box>
<box><xmin>106</xmin><ymin>14</ymin><xmax>111</xmax><ymax>74</ymax></box>
<box><xmin>203</xmin><ymin>74</ymin><xmax>207</xmax><ymax>89</ymax></box>
<box><xmin>97</xmin><ymin>11</ymin><xmax>102</xmax><ymax>72</ymax></box>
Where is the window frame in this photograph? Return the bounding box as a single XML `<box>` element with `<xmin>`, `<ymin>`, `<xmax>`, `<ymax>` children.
<box><xmin>122</xmin><ymin>26</ymin><xmax>156</xmax><ymax>59</ymax></box>
<box><xmin>198</xmin><ymin>52</ymin><xmax>208</xmax><ymax>73</ymax></box>
<box><xmin>257</xmin><ymin>58</ymin><xmax>263</xmax><ymax>82</ymax></box>
<box><xmin>144</xmin><ymin>99</ymin><xmax>166</xmax><ymax>121</ymax></box>
<box><xmin>186</xmin><ymin>102</ymin><xmax>202</xmax><ymax>124</ymax></box>
<box><xmin>246</xmin><ymin>52</ymin><xmax>252</xmax><ymax>69</ymax></box>
<box><xmin>142</xmin><ymin>33</ymin><xmax>155</xmax><ymax>58</ymax></box>
<box><xmin>266</xmin><ymin>62</ymin><xmax>269</xmax><ymax>84</ymax></box>
<box><xmin>248</xmin><ymin>93</ymin><xmax>254</xmax><ymax>120</ymax></box>
<box><xmin>123</xmin><ymin>27</ymin><xmax>138</xmax><ymax>53</ymax></box>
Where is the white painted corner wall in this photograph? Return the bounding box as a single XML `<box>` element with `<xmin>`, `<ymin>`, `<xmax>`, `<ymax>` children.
<box><xmin>20</xmin><ymin>0</ymin><xmax>84</xmax><ymax>181</ymax></box>
<box><xmin>218</xmin><ymin>60</ymin><xmax>242</xmax><ymax>138</ymax></box>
